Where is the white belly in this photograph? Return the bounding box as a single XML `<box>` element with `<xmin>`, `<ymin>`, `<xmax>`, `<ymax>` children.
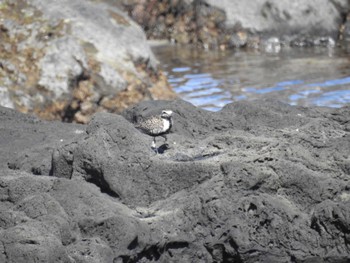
<box><xmin>162</xmin><ymin>119</ymin><xmax>170</xmax><ymax>132</ymax></box>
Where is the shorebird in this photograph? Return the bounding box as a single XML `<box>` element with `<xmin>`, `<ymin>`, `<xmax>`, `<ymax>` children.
<box><xmin>135</xmin><ymin>110</ymin><xmax>173</xmax><ymax>152</ymax></box>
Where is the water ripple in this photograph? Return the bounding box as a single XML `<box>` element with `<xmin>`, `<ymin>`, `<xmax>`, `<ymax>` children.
<box><xmin>153</xmin><ymin>45</ymin><xmax>350</xmax><ymax>110</ymax></box>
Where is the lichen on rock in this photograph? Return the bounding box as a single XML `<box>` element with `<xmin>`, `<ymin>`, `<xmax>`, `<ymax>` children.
<box><xmin>0</xmin><ymin>0</ymin><xmax>175</xmax><ymax>123</ymax></box>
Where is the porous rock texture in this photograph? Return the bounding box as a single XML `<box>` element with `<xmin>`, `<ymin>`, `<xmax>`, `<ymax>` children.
<box><xmin>0</xmin><ymin>0</ymin><xmax>174</xmax><ymax>123</ymax></box>
<box><xmin>1</xmin><ymin>99</ymin><xmax>350</xmax><ymax>262</ymax></box>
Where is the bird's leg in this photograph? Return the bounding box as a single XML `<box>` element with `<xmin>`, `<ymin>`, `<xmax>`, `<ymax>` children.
<box><xmin>161</xmin><ymin>135</ymin><xmax>169</xmax><ymax>148</ymax></box>
<box><xmin>151</xmin><ymin>137</ymin><xmax>158</xmax><ymax>153</ymax></box>
<box><xmin>151</xmin><ymin>137</ymin><xmax>156</xmax><ymax>148</ymax></box>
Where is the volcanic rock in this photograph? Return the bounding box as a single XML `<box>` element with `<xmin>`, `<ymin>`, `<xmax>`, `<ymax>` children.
<box><xmin>1</xmin><ymin>99</ymin><xmax>350</xmax><ymax>262</ymax></box>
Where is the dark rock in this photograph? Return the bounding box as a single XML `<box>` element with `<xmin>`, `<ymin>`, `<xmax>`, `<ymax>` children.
<box><xmin>0</xmin><ymin>106</ymin><xmax>85</xmax><ymax>173</ymax></box>
<box><xmin>122</xmin><ymin>0</ymin><xmax>229</xmax><ymax>49</ymax></box>
<box><xmin>1</xmin><ymin>100</ymin><xmax>350</xmax><ymax>262</ymax></box>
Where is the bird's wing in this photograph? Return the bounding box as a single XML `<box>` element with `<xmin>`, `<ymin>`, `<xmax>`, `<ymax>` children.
<box><xmin>135</xmin><ymin>116</ymin><xmax>157</xmax><ymax>131</ymax></box>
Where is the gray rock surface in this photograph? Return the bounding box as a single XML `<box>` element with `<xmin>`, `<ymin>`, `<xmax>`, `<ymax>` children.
<box><xmin>206</xmin><ymin>0</ymin><xmax>348</xmax><ymax>36</ymax></box>
<box><xmin>204</xmin><ymin>0</ymin><xmax>350</xmax><ymax>47</ymax></box>
<box><xmin>1</xmin><ymin>99</ymin><xmax>350</xmax><ymax>262</ymax></box>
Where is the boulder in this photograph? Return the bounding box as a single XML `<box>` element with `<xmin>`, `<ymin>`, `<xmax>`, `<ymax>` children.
<box><xmin>1</xmin><ymin>99</ymin><xmax>350</xmax><ymax>261</ymax></box>
<box><xmin>0</xmin><ymin>0</ymin><xmax>174</xmax><ymax>123</ymax></box>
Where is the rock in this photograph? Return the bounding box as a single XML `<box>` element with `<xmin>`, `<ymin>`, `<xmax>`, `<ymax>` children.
<box><xmin>66</xmin><ymin>237</ymin><xmax>114</xmax><ymax>263</ymax></box>
<box><xmin>0</xmin><ymin>0</ymin><xmax>174</xmax><ymax>123</ymax></box>
<box><xmin>37</xmin><ymin>36</ymin><xmax>91</xmax><ymax>98</ymax></box>
<box><xmin>206</xmin><ymin>0</ymin><xmax>348</xmax><ymax>37</ymax></box>
<box><xmin>122</xmin><ymin>0</ymin><xmax>228</xmax><ymax>49</ymax></box>
<box><xmin>1</xmin><ymin>100</ymin><xmax>350</xmax><ymax>261</ymax></box>
<box><xmin>341</xmin><ymin>14</ymin><xmax>350</xmax><ymax>43</ymax></box>
<box><xmin>0</xmin><ymin>173</ymin><xmax>72</xmax><ymax>263</ymax></box>
<box><xmin>0</xmin><ymin>87</ymin><xmax>14</xmax><ymax>109</ymax></box>
<box><xmin>0</xmin><ymin>106</ymin><xmax>85</xmax><ymax>173</ymax></box>
<box><xmin>124</xmin><ymin>0</ymin><xmax>350</xmax><ymax>49</ymax></box>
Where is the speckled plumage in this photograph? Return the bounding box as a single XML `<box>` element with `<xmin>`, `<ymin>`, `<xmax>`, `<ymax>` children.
<box><xmin>136</xmin><ymin>116</ymin><xmax>169</xmax><ymax>135</ymax></box>
<box><xmin>135</xmin><ymin>110</ymin><xmax>173</xmax><ymax>151</ymax></box>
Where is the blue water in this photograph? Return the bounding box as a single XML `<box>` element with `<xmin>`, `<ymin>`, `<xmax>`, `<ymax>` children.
<box><xmin>152</xmin><ymin>45</ymin><xmax>350</xmax><ymax>111</ymax></box>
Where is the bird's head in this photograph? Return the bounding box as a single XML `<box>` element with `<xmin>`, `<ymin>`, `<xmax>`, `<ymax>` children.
<box><xmin>161</xmin><ymin>110</ymin><xmax>173</xmax><ymax>119</ymax></box>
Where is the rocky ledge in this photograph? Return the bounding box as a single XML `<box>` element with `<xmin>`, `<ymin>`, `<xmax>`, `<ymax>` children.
<box><xmin>1</xmin><ymin>99</ymin><xmax>350</xmax><ymax>262</ymax></box>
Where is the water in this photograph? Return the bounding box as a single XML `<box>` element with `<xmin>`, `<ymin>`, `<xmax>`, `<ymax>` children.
<box><xmin>152</xmin><ymin>44</ymin><xmax>350</xmax><ymax>111</ymax></box>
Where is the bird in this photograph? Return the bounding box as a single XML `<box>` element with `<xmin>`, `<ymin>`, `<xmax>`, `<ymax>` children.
<box><xmin>135</xmin><ymin>110</ymin><xmax>173</xmax><ymax>152</ymax></box>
